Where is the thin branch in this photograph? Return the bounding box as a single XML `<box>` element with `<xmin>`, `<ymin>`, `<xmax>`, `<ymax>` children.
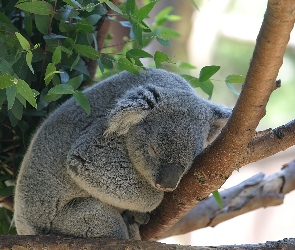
<box><xmin>246</xmin><ymin>119</ymin><xmax>295</xmax><ymax>164</ymax></box>
<box><xmin>0</xmin><ymin>196</ymin><xmax>14</xmax><ymax>211</ymax></box>
<box><xmin>162</xmin><ymin>160</ymin><xmax>295</xmax><ymax>238</ymax></box>
<box><xmin>87</xmin><ymin>0</ymin><xmax>120</xmax><ymax>79</ymax></box>
<box><xmin>141</xmin><ymin>0</ymin><xmax>295</xmax><ymax>241</ymax></box>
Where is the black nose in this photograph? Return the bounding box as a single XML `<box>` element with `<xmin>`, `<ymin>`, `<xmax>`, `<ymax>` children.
<box><xmin>155</xmin><ymin>164</ymin><xmax>185</xmax><ymax>191</ymax></box>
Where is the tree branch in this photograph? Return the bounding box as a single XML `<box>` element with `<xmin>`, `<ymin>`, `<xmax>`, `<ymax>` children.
<box><xmin>161</xmin><ymin>159</ymin><xmax>295</xmax><ymax>238</ymax></box>
<box><xmin>141</xmin><ymin>0</ymin><xmax>295</xmax><ymax>241</ymax></box>
<box><xmin>0</xmin><ymin>196</ymin><xmax>14</xmax><ymax>211</ymax></box>
<box><xmin>87</xmin><ymin>0</ymin><xmax>119</xmax><ymax>79</ymax></box>
<box><xmin>0</xmin><ymin>235</ymin><xmax>295</xmax><ymax>249</ymax></box>
<box><xmin>246</xmin><ymin>119</ymin><xmax>295</xmax><ymax>164</ymax></box>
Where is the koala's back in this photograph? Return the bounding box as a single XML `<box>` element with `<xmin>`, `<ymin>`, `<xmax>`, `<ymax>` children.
<box><xmin>14</xmin><ymin>69</ymin><xmax>193</xmax><ymax>235</ymax></box>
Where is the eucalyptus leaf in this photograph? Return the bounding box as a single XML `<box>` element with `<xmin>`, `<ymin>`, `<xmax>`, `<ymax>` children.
<box><xmin>117</xmin><ymin>58</ymin><xmax>139</xmax><ymax>75</ymax></box>
<box><xmin>73</xmin><ymin>90</ymin><xmax>90</xmax><ymax>115</ymax></box>
<box><xmin>212</xmin><ymin>190</ymin><xmax>223</xmax><ymax>209</ymax></box>
<box><xmin>35</xmin><ymin>14</ymin><xmax>50</xmax><ymax>34</ymax></box>
<box><xmin>25</xmin><ymin>51</ymin><xmax>34</xmax><ymax>74</ymax></box>
<box><xmin>16</xmin><ymin>80</ymin><xmax>37</xmax><ymax>108</ymax></box>
<box><xmin>74</xmin><ymin>44</ymin><xmax>100</xmax><ymax>60</ymax></box>
<box><xmin>15</xmin><ymin>32</ymin><xmax>30</xmax><ymax>51</ymax></box>
<box><xmin>16</xmin><ymin>2</ymin><xmax>53</xmax><ymax>15</ymax></box>
<box><xmin>199</xmin><ymin>65</ymin><xmax>220</xmax><ymax>82</ymax></box>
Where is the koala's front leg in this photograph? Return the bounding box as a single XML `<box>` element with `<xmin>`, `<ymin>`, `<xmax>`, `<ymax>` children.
<box><xmin>122</xmin><ymin>210</ymin><xmax>150</xmax><ymax>240</ymax></box>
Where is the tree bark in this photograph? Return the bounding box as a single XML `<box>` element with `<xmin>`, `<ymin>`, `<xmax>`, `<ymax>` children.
<box><xmin>161</xmin><ymin>159</ymin><xmax>295</xmax><ymax>238</ymax></box>
<box><xmin>0</xmin><ymin>235</ymin><xmax>295</xmax><ymax>250</ymax></box>
<box><xmin>87</xmin><ymin>0</ymin><xmax>119</xmax><ymax>79</ymax></box>
<box><xmin>140</xmin><ymin>0</ymin><xmax>295</xmax><ymax>241</ymax></box>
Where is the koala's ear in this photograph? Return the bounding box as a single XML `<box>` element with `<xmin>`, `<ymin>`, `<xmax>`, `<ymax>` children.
<box><xmin>104</xmin><ymin>86</ymin><xmax>160</xmax><ymax>136</ymax></box>
<box><xmin>206</xmin><ymin>105</ymin><xmax>232</xmax><ymax>146</ymax></box>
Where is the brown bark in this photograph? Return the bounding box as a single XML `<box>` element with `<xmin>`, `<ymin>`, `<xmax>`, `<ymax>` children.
<box><xmin>141</xmin><ymin>0</ymin><xmax>295</xmax><ymax>241</ymax></box>
<box><xmin>0</xmin><ymin>235</ymin><xmax>295</xmax><ymax>250</ymax></box>
<box><xmin>161</xmin><ymin>159</ymin><xmax>295</xmax><ymax>238</ymax></box>
<box><xmin>0</xmin><ymin>196</ymin><xmax>14</xmax><ymax>212</ymax></box>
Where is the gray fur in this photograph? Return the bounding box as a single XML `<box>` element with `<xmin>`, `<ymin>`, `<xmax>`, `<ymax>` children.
<box><xmin>14</xmin><ymin>69</ymin><xmax>231</xmax><ymax>239</ymax></box>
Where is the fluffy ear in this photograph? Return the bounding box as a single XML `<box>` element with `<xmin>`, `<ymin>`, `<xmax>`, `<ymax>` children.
<box><xmin>205</xmin><ymin>105</ymin><xmax>232</xmax><ymax>146</ymax></box>
<box><xmin>104</xmin><ymin>86</ymin><xmax>160</xmax><ymax>136</ymax></box>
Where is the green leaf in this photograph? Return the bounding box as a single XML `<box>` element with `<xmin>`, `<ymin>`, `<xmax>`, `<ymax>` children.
<box><xmin>99</xmin><ymin>54</ymin><xmax>114</xmax><ymax>69</ymax></box>
<box><xmin>71</xmin><ymin>54</ymin><xmax>80</xmax><ymax>71</ymax></box>
<box><xmin>15</xmin><ymin>32</ymin><xmax>30</xmax><ymax>51</ymax></box>
<box><xmin>158</xmin><ymin>27</ymin><xmax>180</xmax><ymax>39</ymax></box>
<box><xmin>131</xmin><ymin>23</ymin><xmax>143</xmax><ymax>46</ymax></box>
<box><xmin>154</xmin><ymin>51</ymin><xmax>169</xmax><ymax>68</ymax></box>
<box><xmin>156</xmin><ymin>37</ymin><xmax>170</xmax><ymax>47</ymax></box>
<box><xmin>225</xmin><ymin>74</ymin><xmax>245</xmax><ymax>84</ymax></box>
<box><xmin>11</xmin><ymin>98</ymin><xmax>23</xmax><ymax>120</ymax></box>
<box><xmin>85</xmin><ymin>14</ymin><xmax>102</xmax><ymax>25</ymax></box>
<box><xmin>26</xmin><ymin>51</ymin><xmax>34</xmax><ymax>74</ymax></box>
<box><xmin>76</xmin><ymin>19</ymin><xmax>94</xmax><ymax>33</ymax></box>
<box><xmin>185</xmin><ymin>76</ymin><xmax>214</xmax><ymax>98</ymax></box>
<box><xmin>43</xmin><ymin>93</ymin><xmax>62</xmax><ymax>102</ymax></box>
<box><xmin>64</xmin><ymin>0</ymin><xmax>82</xmax><ymax>8</ymax></box>
<box><xmin>16</xmin><ymin>80</ymin><xmax>37</xmax><ymax>108</ymax></box>
<box><xmin>52</xmin><ymin>46</ymin><xmax>62</xmax><ymax>64</ymax></box>
<box><xmin>212</xmin><ymin>190</ymin><xmax>223</xmax><ymax>209</ymax></box>
<box><xmin>44</xmin><ymin>63</ymin><xmax>61</xmax><ymax>85</ymax></box>
<box><xmin>199</xmin><ymin>65</ymin><xmax>220</xmax><ymax>82</ymax></box>
<box><xmin>126</xmin><ymin>0</ymin><xmax>136</xmax><ymax>15</ymax></box>
<box><xmin>178</xmin><ymin>62</ymin><xmax>196</xmax><ymax>70</ymax></box>
<box><xmin>24</xmin><ymin>15</ymin><xmax>33</xmax><ymax>36</ymax></box>
<box><xmin>154</xmin><ymin>6</ymin><xmax>173</xmax><ymax>25</ymax></box>
<box><xmin>126</xmin><ymin>49</ymin><xmax>153</xmax><ymax>59</ymax></box>
<box><xmin>0</xmin><ymin>59</ymin><xmax>14</xmax><ymax>75</ymax></box>
<box><xmin>0</xmin><ymin>75</ymin><xmax>15</xmax><ymax>89</ymax></box>
<box><xmin>126</xmin><ymin>49</ymin><xmax>152</xmax><ymax>67</ymax></box>
<box><xmin>16</xmin><ymin>2</ymin><xmax>53</xmax><ymax>15</ymax></box>
<box><xmin>117</xmin><ymin>58</ymin><xmax>139</xmax><ymax>75</ymax></box>
<box><xmin>73</xmin><ymin>91</ymin><xmax>90</xmax><ymax>115</ymax></box>
<box><xmin>47</xmin><ymin>84</ymin><xmax>74</xmax><ymax>95</ymax></box>
<box><xmin>199</xmin><ymin>79</ymin><xmax>214</xmax><ymax>99</ymax></box>
<box><xmin>73</xmin><ymin>44</ymin><xmax>100</xmax><ymax>60</ymax></box>
<box><xmin>35</xmin><ymin>14</ymin><xmax>50</xmax><ymax>34</ymax></box>
<box><xmin>67</xmin><ymin>75</ymin><xmax>83</xmax><ymax>90</ymax></box>
<box><xmin>136</xmin><ymin>1</ymin><xmax>157</xmax><ymax>21</ymax></box>
<box><xmin>8</xmin><ymin>109</ymin><xmax>19</xmax><ymax>127</ymax></box>
<box><xmin>226</xmin><ymin>82</ymin><xmax>240</xmax><ymax>96</ymax></box>
<box><xmin>6</xmin><ymin>85</ymin><xmax>17</xmax><ymax>109</ymax></box>
<box><xmin>84</xmin><ymin>3</ymin><xmax>96</xmax><ymax>12</ymax></box>
<box><xmin>0</xmin><ymin>186</ymin><xmax>14</xmax><ymax>198</ymax></box>
<box><xmin>16</xmin><ymin>92</ymin><xmax>27</xmax><ymax>107</ymax></box>
<box><xmin>105</xmin><ymin>1</ymin><xmax>123</xmax><ymax>15</ymax></box>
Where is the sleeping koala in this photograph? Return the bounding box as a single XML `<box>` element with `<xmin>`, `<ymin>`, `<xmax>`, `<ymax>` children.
<box><xmin>14</xmin><ymin>68</ymin><xmax>231</xmax><ymax>239</ymax></box>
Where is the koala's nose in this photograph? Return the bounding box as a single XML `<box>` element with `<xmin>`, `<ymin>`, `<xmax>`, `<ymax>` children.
<box><xmin>155</xmin><ymin>164</ymin><xmax>185</xmax><ymax>191</ymax></box>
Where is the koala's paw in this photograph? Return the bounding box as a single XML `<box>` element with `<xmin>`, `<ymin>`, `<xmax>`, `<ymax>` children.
<box><xmin>122</xmin><ymin>210</ymin><xmax>150</xmax><ymax>240</ymax></box>
<box><xmin>122</xmin><ymin>210</ymin><xmax>150</xmax><ymax>225</ymax></box>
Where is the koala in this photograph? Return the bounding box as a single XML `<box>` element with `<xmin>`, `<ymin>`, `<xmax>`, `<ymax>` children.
<box><xmin>14</xmin><ymin>68</ymin><xmax>231</xmax><ymax>240</ymax></box>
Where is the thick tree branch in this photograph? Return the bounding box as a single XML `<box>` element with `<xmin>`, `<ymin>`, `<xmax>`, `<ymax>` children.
<box><xmin>161</xmin><ymin>159</ymin><xmax>295</xmax><ymax>238</ymax></box>
<box><xmin>141</xmin><ymin>0</ymin><xmax>295</xmax><ymax>241</ymax></box>
<box><xmin>0</xmin><ymin>235</ymin><xmax>295</xmax><ymax>249</ymax></box>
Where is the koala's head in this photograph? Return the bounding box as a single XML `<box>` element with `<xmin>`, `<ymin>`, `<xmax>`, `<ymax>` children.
<box><xmin>105</xmin><ymin>84</ymin><xmax>231</xmax><ymax>192</ymax></box>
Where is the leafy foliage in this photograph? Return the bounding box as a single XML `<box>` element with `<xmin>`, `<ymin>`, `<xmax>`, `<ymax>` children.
<box><xmin>0</xmin><ymin>0</ymin><xmax>242</xmax><ymax>233</ymax></box>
